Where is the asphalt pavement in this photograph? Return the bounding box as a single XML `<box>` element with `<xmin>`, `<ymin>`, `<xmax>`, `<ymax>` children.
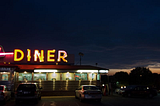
<box><xmin>1</xmin><ymin>93</ymin><xmax>160</xmax><ymax>106</ymax></box>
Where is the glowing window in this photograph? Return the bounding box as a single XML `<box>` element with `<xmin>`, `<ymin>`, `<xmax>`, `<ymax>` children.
<box><xmin>34</xmin><ymin>73</ymin><xmax>46</xmax><ymax>81</ymax></box>
<box><xmin>75</xmin><ymin>73</ymin><xmax>87</xmax><ymax>81</ymax></box>
<box><xmin>48</xmin><ymin>73</ymin><xmax>60</xmax><ymax>81</ymax></box>
<box><xmin>18</xmin><ymin>73</ymin><xmax>32</xmax><ymax>81</ymax></box>
<box><xmin>0</xmin><ymin>72</ymin><xmax>10</xmax><ymax>81</ymax></box>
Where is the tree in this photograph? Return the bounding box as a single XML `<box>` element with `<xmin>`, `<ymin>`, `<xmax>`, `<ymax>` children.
<box><xmin>152</xmin><ymin>73</ymin><xmax>160</xmax><ymax>89</ymax></box>
<box><xmin>129</xmin><ymin>67</ymin><xmax>153</xmax><ymax>85</ymax></box>
<box><xmin>114</xmin><ymin>71</ymin><xmax>129</xmax><ymax>87</ymax></box>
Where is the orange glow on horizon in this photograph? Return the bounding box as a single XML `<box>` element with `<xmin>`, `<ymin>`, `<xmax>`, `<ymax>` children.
<box><xmin>109</xmin><ymin>68</ymin><xmax>160</xmax><ymax>76</ymax></box>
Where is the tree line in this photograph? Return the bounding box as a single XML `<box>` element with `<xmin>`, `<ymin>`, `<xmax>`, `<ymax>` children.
<box><xmin>111</xmin><ymin>67</ymin><xmax>160</xmax><ymax>89</ymax></box>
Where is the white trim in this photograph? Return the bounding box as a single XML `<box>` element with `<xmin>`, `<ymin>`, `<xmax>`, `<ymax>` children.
<box><xmin>99</xmin><ymin>70</ymin><xmax>108</xmax><ymax>73</ymax></box>
<box><xmin>34</xmin><ymin>69</ymin><xmax>57</xmax><ymax>72</ymax></box>
<box><xmin>77</xmin><ymin>70</ymin><xmax>98</xmax><ymax>73</ymax></box>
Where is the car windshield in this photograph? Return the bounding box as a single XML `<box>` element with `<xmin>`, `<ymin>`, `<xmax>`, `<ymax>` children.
<box><xmin>83</xmin><ymin>86</ymin><xmax>99</xmax><ymax>90</ymax></box>
<box><xmin>17</xmin><ymin>84</ymin><xmax>36</xmax><ymax>90</ymax></box>
<box><xmin>0</xmin><ymin>86</ymin><xmax>3</xmax><ymax>90</ymax></box>
<box><xmin>126</xmin><ymin>85</ymin><xmax>137</xmax><ymax>89</ymax></box>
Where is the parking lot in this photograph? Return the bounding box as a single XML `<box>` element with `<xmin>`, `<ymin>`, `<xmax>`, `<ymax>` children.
<box><xmin>1</xmin><ymin>93</ymin><xmax>160</xmax><ymax>106</ymax></box>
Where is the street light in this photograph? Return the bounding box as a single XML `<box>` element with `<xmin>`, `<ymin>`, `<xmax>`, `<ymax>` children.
<box><xmin>79</xmin><ymin>52</ymin><xmax>84</xmax><ymax>65</ymax></box>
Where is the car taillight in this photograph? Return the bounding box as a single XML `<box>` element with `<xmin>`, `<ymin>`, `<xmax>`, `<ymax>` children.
<box><xmin>81</xmin><ymin>87</ymin><xmax>86</xmax><ymax>94</ymax></box>
<box><xmin>35</xmin><ymin>91</ymin><xmax>37</xmax><ymax>95</ymax></box>
<box><xmin>15</xmin><ymin>91</ymin><xmax>17</xmax><ymax>95</ymax></box>
<box><xmin>1</xmin><ymin>92</ymin><xmax>4</xmax><ymax>96</ymax></box>
<box><xmin>82</xmin><ymin>91</ymin><xmax>88</xmax><ymax>94</ymax></box>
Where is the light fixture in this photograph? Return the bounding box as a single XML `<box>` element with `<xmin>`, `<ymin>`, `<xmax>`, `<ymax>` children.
<box><xmin>77</xmin><ymin>70</ymin><xmax>98</xmax><ymax>73</ymax></box>
<box><xmin>0</xmin><ymin>72</ymin><xmax>9</xmax><ymax>74</ymax></box>
<box><xmin>34</xmin><ymin>69</ymin><xmax>57</xmax><ymax>72</ymax></box>
<box><xmin>99</xmin><ymin>70</ymin><xmax>108</xmax><ymax>73</ymax></box>
<box><xmin>66</xmin><ymin>72</ymin><xmax>69</xmax><ymax>78</ymax></box>
<box><xmin>52</xmin><ymin>72</ymin><xmax>56</xmax><ymax>77</ymax></box>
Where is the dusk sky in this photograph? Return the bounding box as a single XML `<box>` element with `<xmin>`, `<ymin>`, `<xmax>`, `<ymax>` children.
<box><xmin>1</xmin><ymin>0</ymin><xmax>160</xmax><ymax>75</ymax></box>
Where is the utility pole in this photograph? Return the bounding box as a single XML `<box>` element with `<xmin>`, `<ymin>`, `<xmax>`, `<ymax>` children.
<box><xmin>78</xmin><ymin>52</ymin><xmax>84</xmax><ymax>65</ymax></box>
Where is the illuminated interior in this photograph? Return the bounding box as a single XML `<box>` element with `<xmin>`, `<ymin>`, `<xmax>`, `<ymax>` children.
<box><xmin>34</xmin><ymin>73</ymin><xmax>46</xmax><ymax>81</ymax></box>
<box><xmin>17</xmin><ymin>70</ymin><xmax>102</xmax><ymax>81</ymax></box>
<box><xmin>0</xmin><ymin>72</ymin><xmax>10</xmax><ymax>81</ymax></box>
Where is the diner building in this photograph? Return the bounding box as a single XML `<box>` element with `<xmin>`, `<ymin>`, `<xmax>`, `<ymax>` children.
<box><xmin>0</xmin><ymin>45</ymin><xmax>109</xmax><ymax>95</ymax></box>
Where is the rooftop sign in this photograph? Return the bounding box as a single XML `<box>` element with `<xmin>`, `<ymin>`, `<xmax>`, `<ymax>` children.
<box><xmin>0</xmin><ymin>45</ymin><xmax>69</xmax><ymax>63</ymax></box>
<box><xmin>0</xmin><ymin>45</ymin><xmax>14</xmax><ymax>57</ymax></box>
<box><xmin>14</xmin><ymin>49</ymin><xmax>68</xmax><ymax>63</ymax></box>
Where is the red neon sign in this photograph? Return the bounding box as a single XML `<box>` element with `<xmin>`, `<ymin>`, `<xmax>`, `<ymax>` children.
<box><xmin>0</xmin><ymin>45</ymin><xmax>14</xmax><ymax>57</ymax></box>
<box><xmin>0</xmin><ymin>53</ymin><xmax>14</xmax><ymax>56</ymax></box>
<box><xmin>0</xmin><ymin>45</ymin><xmax>68</xmax><ymax>63</ymax></box>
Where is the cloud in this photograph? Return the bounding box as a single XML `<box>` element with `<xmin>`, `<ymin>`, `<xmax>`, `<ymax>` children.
<box><xmin>1</xmin><ymin>0</ymin><xmax>160</xmax><ymax>73</ymax></box>
<box><xmin>109</xmin><ymin>69</ymin><xmax>132</xmax><ymax>75</ymax></box>
<box><xmin>147</xmin><ymin>62</ymin><xmax>160</xmax><ymax>68</ymax></box>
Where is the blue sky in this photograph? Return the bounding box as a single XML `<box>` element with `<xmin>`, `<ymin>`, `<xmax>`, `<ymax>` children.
<box><xmin>1</xmin><ymin>0</ymin><xmax>160</xmax><ymax>75</ymax></box>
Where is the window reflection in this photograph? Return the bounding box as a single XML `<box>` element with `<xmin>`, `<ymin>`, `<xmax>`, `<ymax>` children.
<box><xmin>75</xmin><ymin>73</ymin><xmax>87</xmax><ymax>81</ymax></box>
<box><xmin>89</xmin><ymin>73</ymin><xmax>96</xmax><ymax>80</ymax></box>
<box><xmin>16</xmin><ymin>72</ymin><xmax>99</xmax><ymax>81</ymax></box>
<box><xmin>48</xmin><ymin>73</ymin><xmax>60</xmax><ymax>81</ymax></box>
<box><xmin>34</xmin><ymin>73</ymin><xmax>46</xmax><ymax>81</ymax></box>
<box><xmin>62</xmin><ymin>73</ymin><xmax>74</xmax><ymax>80</ymax></box>
<box><xmin>0</xmin><ymin>72</ymin><xmax>10</xmax><ymax>81</ymax></box>
<box><xmin>19</xmin><ymin>73</ymin><xmax>32</xmax><ymax>81</ymax></box>
<box><xmin>2</xmin><ymin>74</ymin><xmax>8</xmax><ymax>81</ymax></box>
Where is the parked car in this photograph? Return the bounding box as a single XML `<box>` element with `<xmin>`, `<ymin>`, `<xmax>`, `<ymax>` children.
<box><xmin>15</xmin><ymin>83</ymin><xmax>42</xmax><ymax>104</ymax></box>
<box><xmin>0</xmin><ymin>85</ymin><xmax>11</xmax><ymax>104</ymax></box>
<box><xmin>75</xmin><ymin>85</ymin><xmax>102</xmax><ymax>102</ymax></box>
<box><xmin>115</xmin><ymin>86</ymin><xmax>127</xmax><ymax>95</ymax></box>
<box><xmin>121</xmin><ymin>85</ymin><xmax>157</xmax><ymax>98</ymax></box>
